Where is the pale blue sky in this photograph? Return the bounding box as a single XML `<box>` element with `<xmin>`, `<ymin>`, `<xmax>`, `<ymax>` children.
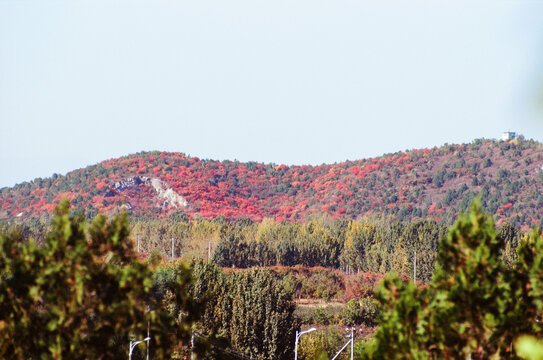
<box><xmin>1</xmin><ymin>0</ymin><xmax>543</xmax><ymax>188</ymax></box>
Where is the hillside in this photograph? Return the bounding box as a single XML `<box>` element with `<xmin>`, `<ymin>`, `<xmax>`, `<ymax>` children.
<box><xmin>2</xmin><ymin>137</ymin><xmax>543</xmax><ymax>229</ymax></box>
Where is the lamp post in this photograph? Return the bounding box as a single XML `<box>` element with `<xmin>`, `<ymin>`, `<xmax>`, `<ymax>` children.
<box><xmin>129</xmin><ymin>337</ymin><xmax>151</xmax><ymax>360</ymax></box>
<box><xmin>331</xmin><ymin>328</ymin><xmax>354</xmax><ymax>360</ymax></box>
<box><xmin>294</xmin><ymin>327</ymin><xmax>316</xmax><ymax>360</ymax></box>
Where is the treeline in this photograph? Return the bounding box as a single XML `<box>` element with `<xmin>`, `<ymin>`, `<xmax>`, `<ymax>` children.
<box><xmin>213</xmin><ymin>217</ymin><xmax>523</xmax><ymax>283</ymax></box>
<box><xmin>212</xmin><ymin>217</ymin><xmax>445</xmax><ymax>282</ymax></box>
<box><xmin>7</xmin><ymin>211</ymin><xmax>524</xmax><ymax>283</ymax></box>
<box><xmin>127</xmin><ymin>214</ymin><xmax>450</xmax><ymax>282</ymax></box>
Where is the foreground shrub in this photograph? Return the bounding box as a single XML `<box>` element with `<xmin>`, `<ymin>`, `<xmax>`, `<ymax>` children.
<box><xmin>0</xmin><ymin>200</ymin><xmax>197</xmax><ymax>359</ymax></box>
<box><xmin>362</xmin><ymin>202</ymin><xmax>543</xmax><ymax>359</ymax></box>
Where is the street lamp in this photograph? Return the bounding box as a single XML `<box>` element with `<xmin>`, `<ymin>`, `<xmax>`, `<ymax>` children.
<box><xmin>294</xmin><ymin>327</ymin><xmax>316</xmax><ymax>360</ymax></box>
<box><xmin>331</xmin><ymin>328</ymin><xmax>354</xmax><ymax>360</ymax></box>
<box><xmin>129</xmin><ymin>337</ymin><xmax>151</xmax><ymax>360</ymax></box>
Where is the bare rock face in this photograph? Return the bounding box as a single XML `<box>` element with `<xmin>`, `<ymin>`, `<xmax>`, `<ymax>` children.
<box><xmin>150</xmin><ymin>178</ymin><xmax>188</xmax><ymax>208</ymax></box>
<box><xmin>104</xmin><ymin>176</ymin><xmax>188</xmax><ymax>209</ymax></box>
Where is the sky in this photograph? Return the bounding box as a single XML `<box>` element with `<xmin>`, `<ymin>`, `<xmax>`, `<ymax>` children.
<box><xmin>1</xmin><ymin>0</ymin><xmax>543</xmax><ymax>188</ymax></box>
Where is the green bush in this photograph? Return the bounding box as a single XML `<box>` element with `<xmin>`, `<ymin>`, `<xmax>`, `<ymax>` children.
<box><xmin>0</xmin><ymin>200</ymin><xmax>196</xmax><ymax>360</ymax></box>
<box><xmin>342</xmin><ymin>298</ymin><xmax>378</xmax><ymax>327</ymax></box>
<box><xmin>361</xmin><ymin>202</ymin><xmax>543</xmax><ymax>359</ymax></box>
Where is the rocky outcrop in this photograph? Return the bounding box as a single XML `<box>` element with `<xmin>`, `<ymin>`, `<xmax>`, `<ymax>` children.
<box><xmin>150</xmin><ymin>178</ymin><xmax>188</xmax><ymax>208</ymax></box>
<box><xmin>104</xmin><ymin>176</ymin><xmax>188</xmax><ymax>209</ymax></box>
<box><xmin>112</xmin><ymin>176</ymin><xmax>150</xmax><ymax>191</ymax></box>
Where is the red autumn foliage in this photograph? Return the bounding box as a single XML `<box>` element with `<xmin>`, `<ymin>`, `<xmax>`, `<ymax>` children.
<box><xmin>1</xmin><ymin>139</ymin><xmax>542</xmax><ymax>229</ymax></box>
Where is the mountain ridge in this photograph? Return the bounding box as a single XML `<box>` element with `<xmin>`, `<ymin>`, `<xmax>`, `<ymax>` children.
<box><xmin>2</xmin><ymin>137</ymin><xmax>543</xmax><ymax>230</ymax></box>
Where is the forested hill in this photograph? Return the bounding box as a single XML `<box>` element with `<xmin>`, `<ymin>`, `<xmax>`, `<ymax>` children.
<box><xmin>2</xmin><ymin>138</ymin><xmax>543</xmax><ymax>229</ymax></box>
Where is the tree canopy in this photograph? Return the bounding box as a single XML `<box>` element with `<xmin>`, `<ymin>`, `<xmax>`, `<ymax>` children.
<box><xmin>0</xmin><ymin>200</ymin><xmax>197</xmax><ymax>359</ymax></box>
<box><xmin>362</xmin><ymin>202</ymin><xmax>543</xmax><ymax>359</ymax></box>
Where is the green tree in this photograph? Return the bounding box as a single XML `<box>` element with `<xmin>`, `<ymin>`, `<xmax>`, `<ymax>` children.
<box><xmin>362</xmin><ymin>202</ymin><xmax>543</xmax><ymax>359</ymax></box>
<box><xmin>157</xmin><ymin>262</ymin><xmax>298</xmax><ymax>360</ymax></box>
<box><xmin>228</xmin><ymin>269</ymin><xmax>298</xmax><ymax>360</ymax></box>
<box><xmin>0</xmin><ymin>200</ymin><xmax>197</xmax><ymax>359</ymax></box>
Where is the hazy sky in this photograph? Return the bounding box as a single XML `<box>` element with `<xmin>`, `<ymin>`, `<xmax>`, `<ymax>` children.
<box><xmin>1</xmin><ymin>0</ymin><xmax>543</xmax><ymax>188</ymax></box>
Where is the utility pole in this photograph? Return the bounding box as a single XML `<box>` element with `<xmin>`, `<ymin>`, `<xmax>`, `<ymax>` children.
<box><xmin>171</xmin><ymin>238</ymin><xmax>175</xmax><ymax>259</ymax></box>
<box><xmin>137</xmin><ymin>233</ymin><xmax>140</xmax><ymax>253</ymax></box>
<box><xmin>350</xmin><ymin>328</ymin><xmax>354</xmax><ymax>360</ymax></box>
<box><xmin>129</xmin><ymin>337</ymin><xmax>151</xmax><ymax>360</ymax></box>
<box><xmin>413</xmin><ymin>250</ymin><xmax>417</xmax><ymax>283</ymax></box>
<box><xmin>331</xmin><ymin>328</ymin><xmax>354</xmax><ymax>360</ymax></box>
<box><xmin>191</xmin><ymin>332</ymin><xmax>195</xmax><ymax>360</ymax></box>
<box><xmin>147</xmin><ymin>321</ymin><xmax>150</xmax><ymax>360</ymax></box>
<box><xmin>295</xmin><ymin>328</ymin><xmax>316</xmax><ymax>360</ymax></box>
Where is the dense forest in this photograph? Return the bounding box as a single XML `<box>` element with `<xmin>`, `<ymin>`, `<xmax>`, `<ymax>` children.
<box><xmin>2</xmin><ymin>137</ymin><xmax>543</xmax><ymax>230</ymax></box>
<box><xmin>6</xmin><ymin>208</ymin><xmax>523</xmax><ymax>283</ymax></box>
<box><xmin>4</xmin><ymin>201</ymin><xmax>543</xmax><ymax>359</ymax></box>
